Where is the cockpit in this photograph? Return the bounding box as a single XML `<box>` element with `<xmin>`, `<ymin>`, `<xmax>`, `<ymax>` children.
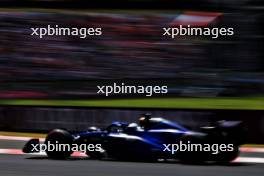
<box><xmin>106</xmin><ymin>115</ymin><xmax>187</xmax><ymax>134</ymax></box>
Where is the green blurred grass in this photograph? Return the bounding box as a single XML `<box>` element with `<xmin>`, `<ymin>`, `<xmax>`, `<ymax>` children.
<box><xmin>0</xmin><ymin>97</ymin><xmax>263</xmax><ymax>110</ymax></box>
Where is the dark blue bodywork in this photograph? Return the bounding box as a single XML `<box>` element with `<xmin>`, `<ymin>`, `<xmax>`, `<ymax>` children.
<box><xmin>73</xmin><ymin>118</ymin><xmax>208</xmax><ymax>159</ymax></box>
<box><xmin>23</xmin><ymin>116</ymin><xmax>245</xmax><ymax>162</ymax></box>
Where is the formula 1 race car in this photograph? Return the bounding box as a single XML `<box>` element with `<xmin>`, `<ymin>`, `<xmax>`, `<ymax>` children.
<box><xmin>23</xmin><ymin>114</ymin><xmax>245</xmax><ymax>163</ymax></box>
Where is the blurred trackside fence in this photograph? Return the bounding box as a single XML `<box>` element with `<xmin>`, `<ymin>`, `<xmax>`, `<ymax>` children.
<box><xmin>0</xmin><ymin>107</ymin><xmax>264</xmax><ymax>143</ymax></box>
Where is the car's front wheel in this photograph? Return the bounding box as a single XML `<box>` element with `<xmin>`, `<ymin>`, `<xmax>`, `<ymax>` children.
<box><xmin>45</xmin><ymin>129</ymin><xmax>74</xmax><ymax>159</ymax></box>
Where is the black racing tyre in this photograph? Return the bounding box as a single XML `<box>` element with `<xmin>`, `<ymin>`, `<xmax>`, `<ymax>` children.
<box><xmin>215</xmin><ymin>145</ymin><xmax>240</xmax><ymax>163</ymax></box>
<box><xmin>45</xmin><ymin>129</ymin><xmax>74</xmax><ymax>159</ymax></box>
<box><xmin>86</xmin><ymin>144</ymin><xmax>106</xmax><ymax>160</ymax></box>
<box><xmin>88</xmin><ymin>150</ymin><xmax>106</xmax><ymax>160</ymax></box>
<box><xmin>177</xmin><ymin>135</ymin><xmax>207</xmax><ymax>163</ymax></box>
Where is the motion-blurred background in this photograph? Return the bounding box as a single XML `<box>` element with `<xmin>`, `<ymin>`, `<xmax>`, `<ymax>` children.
<box><xmin>0</xmin><ymin>0</ymin><xmax>263</xmax><ymax>99</ymax></box>
<box><xmin>0</xmin><ymin>0</ymin><xmax>263</xmax><ymax>143</ymax></box>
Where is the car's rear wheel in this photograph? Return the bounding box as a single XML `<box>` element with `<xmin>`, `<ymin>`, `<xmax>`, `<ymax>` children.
<box><xmin>215</xmin><ymin>145</ymin><xmax>240</xmax><ymax>163</ymax></box>
<box><xmin>177</xmin><ymin>135</ymin><xmax>207</xmax><ymax>163</ymax></box>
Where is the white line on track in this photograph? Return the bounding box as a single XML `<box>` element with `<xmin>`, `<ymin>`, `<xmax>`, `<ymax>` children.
<box><xmin>0</xmin><ymin>149</ymin><xmax>86</xmax><ymax>157</ymax></box>
<box><xmin>234</xmin><ymin>157</ymin><xmax>264</xmax><ymax>164</ymax></box>
<box><xmin>0</xmin><ymin>135</ymin><xmax>45</xmax><ymax>142</ymax></box>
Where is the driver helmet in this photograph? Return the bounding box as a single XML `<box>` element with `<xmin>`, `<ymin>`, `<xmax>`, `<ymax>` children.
<box><xmin>87</xmin><ymin>126</ymin><xmax>99</xmax><ymax>132</ymax></box>
<box><xmin>139</xmin><ymin>113</ymin><xmax>152</xmax><ymax>129</ymax></box>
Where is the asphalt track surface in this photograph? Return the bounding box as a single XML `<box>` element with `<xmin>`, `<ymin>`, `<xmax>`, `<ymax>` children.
<box><xmin>0</xmin><ymin>138</ymin><xmax>264</xmax><ymax>176</ymax></box>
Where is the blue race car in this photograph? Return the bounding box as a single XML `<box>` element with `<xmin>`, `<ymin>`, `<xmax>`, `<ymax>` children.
<box><xmin>23</xmin><ymin>114</ymin><xmax>245</xmax><ymax>163</ymax></box>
